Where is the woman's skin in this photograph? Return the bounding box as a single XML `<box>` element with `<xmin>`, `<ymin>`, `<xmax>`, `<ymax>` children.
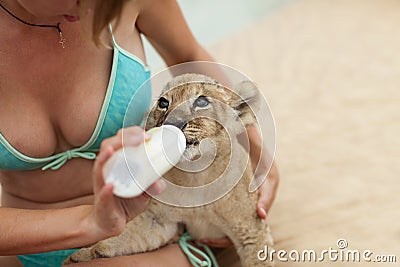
<box><xmin>0</xmin><ymin>0</ymin><xmax>279</xmax><ymax>266</ymax></box>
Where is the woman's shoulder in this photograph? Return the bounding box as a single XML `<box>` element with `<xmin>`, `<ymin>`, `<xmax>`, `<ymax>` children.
<box><xmin>114</xmin><ymin>0</ymin><xmax>176</xmax><ymax>33</ymax></box>
<box><xmin>129</xmin><ymin>0</ymin><xmax>179</xmax><ymax>21</ymax></box>
<box><xmin>114</xmin><ymin>0</ymin><xmax>178</xmax><ymax>39</ymax></box>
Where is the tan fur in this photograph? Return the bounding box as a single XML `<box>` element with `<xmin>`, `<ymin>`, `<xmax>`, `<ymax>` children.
<box><xmin>64</xmin><ymin>74</ymin><xmax>274</xmax><ymax>267</ymax></box>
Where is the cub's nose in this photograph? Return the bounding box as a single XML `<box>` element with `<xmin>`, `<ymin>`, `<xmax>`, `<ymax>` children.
<box><xmin>164</xmin><ymin>118</ymin><xmax>188</xmax><ymax>130</ymax></box>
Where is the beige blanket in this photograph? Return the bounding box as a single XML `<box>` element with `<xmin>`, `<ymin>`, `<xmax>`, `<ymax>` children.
<box><xmin>211</xmin><ymin>0</ymin><xmax>400</xmax><ymax>266</ymax></box>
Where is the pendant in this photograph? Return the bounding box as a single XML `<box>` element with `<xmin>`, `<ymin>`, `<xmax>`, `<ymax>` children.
<box><xmin>59</xmin><ymin>31</ymin><xmax>66</xmax><ymax>48</ymax></box>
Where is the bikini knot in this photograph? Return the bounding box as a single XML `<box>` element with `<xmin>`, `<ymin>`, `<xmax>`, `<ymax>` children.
<box><xmin>66</xmin><ymin>150</ymin><xmax>73</xmax><ymax>160</ymax></box>
<box><xmin>41</xmin><ymin>150</ymin><xmax>97</xmax><ymax>171</ymax></box>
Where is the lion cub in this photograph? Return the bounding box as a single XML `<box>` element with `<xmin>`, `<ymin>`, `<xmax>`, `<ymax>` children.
<box><xmin>65</xmin><ymin>74</ymin><xmax>274</xmax><ymax>267</ymax></box>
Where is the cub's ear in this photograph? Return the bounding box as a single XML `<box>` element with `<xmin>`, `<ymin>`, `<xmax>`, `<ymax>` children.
<box><xmin>230</xmin><ymin>81</ymin><xmax>261</xmax><ymax>126</ymax></box>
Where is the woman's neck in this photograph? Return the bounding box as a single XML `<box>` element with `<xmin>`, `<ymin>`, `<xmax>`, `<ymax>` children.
<box><xmin>0</xmin><ymin>0</ymin><xmax>61</xmax><ymax>26</ymax></box>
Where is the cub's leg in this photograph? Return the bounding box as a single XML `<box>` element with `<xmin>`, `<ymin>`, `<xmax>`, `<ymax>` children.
<box><xmin>64</xmin><ymin>208</ymin><xmax>179</xmax><ymax>264</ymax></box>
<box><xmin>229</xmin><ymin>220</ymin><xmax>274</xmax><ymax>267</ymax></box>
<box><xmin>213</xmin><ymin>198</ymin><xmax>275</xmax><ymax>267</ymax></box>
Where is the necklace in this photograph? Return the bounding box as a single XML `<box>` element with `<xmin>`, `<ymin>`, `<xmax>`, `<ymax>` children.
<box><xmin>0</xmin><ymin>2</ymin><xmax>66</xmax><ymax>48</ymax></box>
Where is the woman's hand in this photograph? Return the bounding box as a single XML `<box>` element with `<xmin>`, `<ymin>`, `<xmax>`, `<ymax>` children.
<box><xmin>255</xmin><ymin>160</ymin><xmax>279</xmax><ymax>218</ymax></box>
<box><xmin>246</xmin><ymin>125</ymin><xmax>279</xmax><ymax>219</ymax></box>
<box><xmin>87</xmin><ymin>127</ymin><xmax>167</xmax><ymax>240</ymax></box>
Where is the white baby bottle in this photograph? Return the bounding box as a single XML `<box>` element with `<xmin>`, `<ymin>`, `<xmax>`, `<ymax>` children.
<box><xmin>103</xmin><ymin>125</ymin><xmax>186</xmax><ymax>198</ymax></box>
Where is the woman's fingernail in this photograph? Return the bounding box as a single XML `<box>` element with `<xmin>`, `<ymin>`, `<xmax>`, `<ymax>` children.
<box><xmin>259</xmin><ymin>207</ymin><xmax>267</xmax><ymax>218</ymax></box>
<box><xmin>144</xmin><ymin>132</ymin><xmax>151</xmax><ymax>140</ymax></box>
<box><xmin>158</xmin><ymin>179</ymin><xmax>167</xmax><ymax>192</ymax></box>
<box><xmin>105</xmin><ymin>183</ymin><xmax>114</xmax><ymax>192</ymax></box>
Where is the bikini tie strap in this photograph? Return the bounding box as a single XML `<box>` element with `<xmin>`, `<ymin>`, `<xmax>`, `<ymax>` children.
<box><xmin>178</xmin><ymin>232</ymin><xmax>219</xmax><ymax>267</ymax></box>
<box><xmin>42</xmin><ymin>150</ymin><xmax>97</xmax><ymax>171</ymax></box>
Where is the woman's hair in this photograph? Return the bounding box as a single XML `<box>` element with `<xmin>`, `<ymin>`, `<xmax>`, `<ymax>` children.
<box><xmin>92</xmin><ymin>0</ymin><xmax>129</xmax><ymax>46</ymax></box>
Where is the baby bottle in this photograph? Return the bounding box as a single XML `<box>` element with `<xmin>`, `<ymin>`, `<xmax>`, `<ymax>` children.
<box><xmin>103</xmin><ymin>125</ymin><xmax>186</xmax><ymax>198</ymax></box>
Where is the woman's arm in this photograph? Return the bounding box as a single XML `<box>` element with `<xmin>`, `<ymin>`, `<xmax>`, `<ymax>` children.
<box><xmin>0</xmin><ymin>127</ymin><xmax>165</xmax><ymax>256</ymax></box>
<box><xmin>0</xmin><ymin>205</ymin><xmax>95</xmax><ymax>255</ymax></box>
<box><xmin>138</xmin><ymin>0</ymin><xmax>280</xmax><ymax>214</ymax></box>
<box><xmin>136</xmin><ymin>0</ymin><xmax>213</xmax><ymax>66</ymax></box>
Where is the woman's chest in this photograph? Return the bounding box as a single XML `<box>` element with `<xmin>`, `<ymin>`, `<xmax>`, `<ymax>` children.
<box><xmin>0</xmin><ymin>39</ymin><xmax>113</xmax><ymax>157</ymax></box>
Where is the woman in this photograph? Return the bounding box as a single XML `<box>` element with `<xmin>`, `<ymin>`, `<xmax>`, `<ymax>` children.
<box><xmin>0</xmin><ymin>0</ymin><xmax>279</xmax><ymax>266</ymax></box>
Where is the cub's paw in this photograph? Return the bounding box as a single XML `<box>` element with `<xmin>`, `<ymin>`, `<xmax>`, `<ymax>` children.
<box><xmin>63</xmin><ymin>243</ymin><xmax>117</xmax><ymax>265</ymax></box>
<box><xmin>63</xmin><ymin>248</ymin><xmax>93</xmax><ymax>265</ymax></box>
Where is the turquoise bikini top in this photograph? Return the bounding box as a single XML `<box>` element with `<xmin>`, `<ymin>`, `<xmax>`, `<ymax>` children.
<box><xmin>0</xmin><ymin>27</ymin><xmax>152</xmax><ymax>171</ymax></box>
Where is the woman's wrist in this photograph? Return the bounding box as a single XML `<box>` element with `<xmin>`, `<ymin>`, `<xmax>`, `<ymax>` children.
<box><xmin>78</xmin><ymin>205</ymin><xmax>99</xmax><ymax>244</ymax></box>
<box><xmin>69</xmin><ymin>205</ymin><xmax>102</xmax><ymax>247</ymax></box>
<box><xmin>80</xmin><ymin>204</ymin><xmax>123</xmax><ymax>244</ymax></box>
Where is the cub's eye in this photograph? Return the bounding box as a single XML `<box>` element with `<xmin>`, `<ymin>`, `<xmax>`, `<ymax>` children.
<box><xmin>158</xmin><ymin>97</ymin><xmax>169</xmax><ymax>109</ymax></box>
<box><xmin>194</xmin><ymin>96</ymin><xmax>209</xmax><ymax>108</ymax></box>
